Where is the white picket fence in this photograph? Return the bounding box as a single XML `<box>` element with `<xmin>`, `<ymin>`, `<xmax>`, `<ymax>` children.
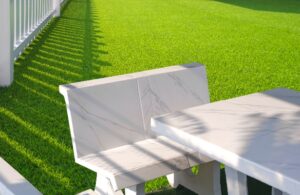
<box><xmin>0</xmin><ymin>0</ymin><xmax>66</xmax><ymax>86</ymax></box>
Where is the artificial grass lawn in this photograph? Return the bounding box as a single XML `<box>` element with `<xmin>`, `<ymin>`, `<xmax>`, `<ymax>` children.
<box><xmin>0</xmin><ymin>0</ymin><xmax>299</xmax><ymax>194</ymax></box>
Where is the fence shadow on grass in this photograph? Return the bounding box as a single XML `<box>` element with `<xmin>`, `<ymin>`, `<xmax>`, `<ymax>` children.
<box><xmin>215</xmin><ymin>0</ymin><xmax>300</xmax><ymax>14</ymax></box>
<box><xmin>0</xmin><ymin>0</ymin><xmax>111</xmax><ymax>193</ymax></box>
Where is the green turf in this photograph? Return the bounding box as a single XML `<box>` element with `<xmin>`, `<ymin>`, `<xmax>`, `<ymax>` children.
<box><xmin>0</xmin><ymin>0</ymin><xmax>299</xmax><ymax>194</ymax></box>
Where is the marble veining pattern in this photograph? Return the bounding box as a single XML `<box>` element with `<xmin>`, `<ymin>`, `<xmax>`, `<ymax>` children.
<box><xmin>59</xmin><ymin>63</ymin><xmax>218</xmax><ymax>191</ymax></box>
<box><xmin>137</xmin><ymin>65</ymin><xmax>210</xmax><ymax>136</ymax></box>
<box><xmin>152</xmin><ymin>88</ymin><xmax>300</xmax><ymax>194</ymax></box>
<box><xmin>66</xmin><ymin>79</ymin><xmax>145</xmax><ymax>157</ymax></box>
<box><xmin>60</xmin><ymin>63</ymin><xmax>210</xmax><ymax>159</ymax></box>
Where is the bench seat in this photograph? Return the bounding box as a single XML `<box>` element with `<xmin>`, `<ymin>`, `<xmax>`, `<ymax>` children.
<box><xmin>0</xmin><ymin>157</ymin><xmax>41</xmax><ymax>195</ymax></box>
<box><xmin>78</xmin><ymin>136</ymin><xmax>200</xmax><ymax>190</ymax></box>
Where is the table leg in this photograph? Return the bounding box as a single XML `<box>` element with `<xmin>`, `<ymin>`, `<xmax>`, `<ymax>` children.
<box><xmin>272</xmin><ymin>188</ymin><xmax>289</xmax><ymax>195</ymax></box>
<box><xmin>225</xmin><ymin>166</ymin><xmax>248</xmax><ymax>195</ymax></box>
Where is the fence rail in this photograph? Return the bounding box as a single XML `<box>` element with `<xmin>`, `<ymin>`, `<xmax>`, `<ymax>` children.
<box><xmin>0</xmin><ymin>0</ymin><xmax>65</xmax><ymax>86</ymax></box>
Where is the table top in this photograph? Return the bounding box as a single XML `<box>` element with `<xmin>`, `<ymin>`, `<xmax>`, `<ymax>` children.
<box><xmin>151</xmin><ymin>88</ymin><xmax>300</xmax><ymax>194</ymax></box>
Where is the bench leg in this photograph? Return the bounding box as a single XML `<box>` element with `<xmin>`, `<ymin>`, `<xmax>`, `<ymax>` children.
<box><xmin>167</xmin><ymin>161</ymin><xmax>221</xmax><ymax>195</ymax></box>
<box><xmin>125</xmin><ymin>183</ymin><xmax>145</xmax><ymax>195</ymax></box>
<box><xmin>272</xmin><ymin>188</ymin><xmax>289</xmax><ymax>195</ymax></box>
<box><xmin>95</xmin><ymin>175</ymin><xmax>123</xmax><ymax>195</ymax></box>
<box><xmin>225</xmin><ymin>166</ymin><xmax>248</xmax><ymax>195</ymax></box>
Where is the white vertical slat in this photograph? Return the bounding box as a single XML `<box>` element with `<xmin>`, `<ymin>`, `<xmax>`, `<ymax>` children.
<box><xmin>46</xmin><ymin>0</ymin><xmax>48</xmax><ymax>16</ymax></box>
<box><xmin>43</xmin><ymin>0</ymin><xmax>46</xmax><ymax>20</ymax></box>
<box><xmin>33</xmin><ymin>0</ymin><xmax>35</xmax><ymax>29</ymax></box>
<box><xmin>39</xmin><ymin>0</ymin><xmax>42</xmax><ymax>23</ymax></box>
<box><xmin>46</xmin><ymin>0</ymin><xmax>49</xmax><ymax>15</ymax></box>
<box><xmin>20</xmin><ymin>0</ymin><xmax>24</xmax><ymax>39</ymax></box>
<box><xmin>42</xmin><ymin>0</ymin><xmax>44</xmax><ymax>19</ymax></box>
<box><xmin>31</xmin><ymin>0</ymin><xmax>33</xmax><ymax>29</ymax></box>
<box><xmin>48</xmin><ymin>0</ymin><xmax>52</xmax><ymax>14</ymax></box>
<box><xmin>40</xmin><ymin>0</ymin><xmax>43</xmax><ymax>20</ymax></box>
<box><xmin>27</xmin><ymin>0</ymin><xmax>29</xmax><ymax>34</ymax></box>
<box><xmin>44</xmin><ymin>0</ymin><xmax>47</xmax><ymax>19</ymax></box>
<box><xmin>16</xmin><ymin>0</ymin><xmax>20</xmax><ymax>44</ymax></box>
<box><xmin>24</xmin><ymin>0</ymin><xmax>27</xmax><ymax>35</ymax></box>
<box><xmin>50</xmin><ymin>0</ymin><xmax>52</xmax><ymax>14</ymax></box>
<box><xmin>45</xmin><ymin>0</ymin><xmax>47</xmax><ymax>19</ymax></box>
<box><xmin>53</xmin><ymin>0</ymin><xmax>61</xmax><ymax>17</ymax></box>
<box><xmin>34</xmin><ymin>0</ymin><xmax>37</xmax><ymax>27</ymax></box>
<box><xmin>27</xmin><ymin>0</ymin><xmax>30</xmax><ymax>34</ymax></box>
<box><xmin>23</xmin><ymin>0</ymin><xmax>25</xmax><ymax>37</ymax></box>
<box><xmin>37</xmin><ymin>0</ymin><xmax>39</xmax><ymax>25</ymax></box>
<box><xmin>17</xmin><ymin>0</ymin><xmax>21</xmax><ymax>43</ymax></box>
<box><xmin>40</xmin><ymin>0</ymin><xmax>44</xmax><ymax>23</ymax></box>
<box><xmin>14</xmin><ymin>0</ymin><xmax>17</xmax><ymax>47</ymax></box>
<box><xmin>46</xmin><ymin>0</ymin><xmax>48</xmax><ymax>18</ymax></box>
<box><xmin>38</xmin><ymin>0</ymin><xmax>40</xmax><ymax>24</ymax></box>
<box><xmin>0</xmin><ymin>0</ymin><xmax>14</xmax><ymax>86</ymax></box>
<box><xmin>33</xmin><ymin>0</ymin><xmax>35</xmax><ymax>27</ymax></box>
<box><xmin>28</xmin><ymin>0</ymin><xmax>30</xmax><ymax>33</ymax></box>
<box><xmin>32</xmin><ymin>0</ymin><xmax>34</xmax><ymax>28</ymax></box>
<box><xmin>30</xmin><ymin>0</ymin><xmax>33</xmax><ymax>31</ymax></box>
<box><xmin>37</xmin><ymin>0</ymin><xmax>40</xmax><ymax>24</ymax></box>
<box><xmin>22</xmin><ymin>0</ymin><xmax>25</xmax><ymax>37</ymax></box>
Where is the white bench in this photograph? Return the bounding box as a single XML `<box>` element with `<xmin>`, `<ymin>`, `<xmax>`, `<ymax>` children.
<box><xmin>59</xmin><ymin>63</ymin><xmax>221</xmax><ymax>195</ymax></box>
<box><xmin>0</xmin><ymin>157</ymin><xmax>41</xmax><ymax>195</ymax></box>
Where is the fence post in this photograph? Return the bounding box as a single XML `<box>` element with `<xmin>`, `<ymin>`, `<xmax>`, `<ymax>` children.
<box><xmin>0</xmin><ymin>0</ymin><xmax>14</xmax><ymax>86</ymax></box>
<box><xmin>53</xmin><ymin>0</ymin><xmax>61</xmax><ymax>17</ymax></box>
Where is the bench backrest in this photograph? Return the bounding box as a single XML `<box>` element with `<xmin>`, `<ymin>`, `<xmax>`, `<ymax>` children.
<box><xmin>60</xmin><ymin>63</ymin><xmax>210</xmax><ymax>159</ymax></box>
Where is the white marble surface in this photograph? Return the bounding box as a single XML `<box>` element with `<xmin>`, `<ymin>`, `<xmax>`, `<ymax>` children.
<box><xmin>59</xmin><ymin>63</ymin><xmax>210</xmax><ymax>158</ymax></box>
<box><xmin>138</xmin><ymin>65</ymin><xmax>209</xmax><ymax>136</ymax></box>
<box><xmin>65</xmin><ymin>78</ymin><xmax>145</xmax><ymax>158</ymax></box>
<box><xmin>152</xmin><ymin>88</ymin><xmax>300</xmax><ymax>195</ymax></box>
<box><xmin>59</xmin><ymin>63</ymin><xmax>214</xmax><ymax>191</ymax></box>
<box><xmin>78</xmin><ymin>136</ymin><xmax>200</xmax><ymax>190</ymax></box>
<box><xmin>0</xmin><ymin>157</ymin><xmax>41</xmax><ymax>195</ymax></box>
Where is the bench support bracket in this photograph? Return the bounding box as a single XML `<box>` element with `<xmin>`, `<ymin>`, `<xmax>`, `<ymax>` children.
<box><xmin>167</xmin><ymin>161</ymin><xmax>221</xmax><ymax>195</ymax></box>
<box><xmin>95</xmin><ymin>175</ymin><xmax>123</xmax><ymax>195</ymax></box>
<box><xmin>125</xmin><ymin>183</ymin><xmax>145</xmax><ymax>195</ymax></box>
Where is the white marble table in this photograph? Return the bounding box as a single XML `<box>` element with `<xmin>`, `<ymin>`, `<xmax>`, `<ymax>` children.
<box><xmin>151</xmin><ymin>88</ymin><xmax>300</xmax><ymax>195</ymax></box>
